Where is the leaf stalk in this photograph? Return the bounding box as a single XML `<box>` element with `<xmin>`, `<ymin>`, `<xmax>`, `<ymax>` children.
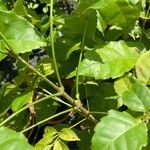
<box><xmin>21</xmin><ymin>108</ymin><xmax>73</xmax><ymax>133</ymax></box>
<box><xmin>50</xmin><ymin>0</ymin><xmax>63</xmax><ymax>88</ymax></box>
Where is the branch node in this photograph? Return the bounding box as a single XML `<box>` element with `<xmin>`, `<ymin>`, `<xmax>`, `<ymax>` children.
<box><xmin>58</xmin><ymin>86</ymin><xmax>65</xmax><ymax>96</ymax></box>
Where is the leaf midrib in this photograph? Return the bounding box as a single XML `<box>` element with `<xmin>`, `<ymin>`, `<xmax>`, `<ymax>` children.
<box><xmin>103</xmin><ymin>121</ymin><xmax>142</xmax><ymax>150</ymax></box>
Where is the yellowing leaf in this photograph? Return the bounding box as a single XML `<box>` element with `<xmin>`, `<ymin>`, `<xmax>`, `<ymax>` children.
<box><xmin>60</xmin><ymin>128</ymin><xmax>80</xmax><ymax>141</ymax></box>
<box><xmin>136</xmin><ymin>51</ymin><xmax>150</xmax><ymax>85</ymax></box>
<box><xmin>43</xmin><ymin>127</ymin><xmax>57</xmax><ymax>138</ymax></box>
<box><xmin>35</xmin><ymin>127</ymin><xmax>57</xmax><ymax>150</ymax></box>
<box><xmin>53</xmin><ymin>141</ymin><xmax>69</xmax><ymax>150</ymax></box>
<box><xmin>114</xmin><ymin>76</ymin><xmax>132</xmax><ymax>97</ymax></box>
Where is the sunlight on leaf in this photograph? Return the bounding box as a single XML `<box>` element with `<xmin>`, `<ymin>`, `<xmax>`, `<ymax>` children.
<box><xmin>60</xmin><ymin>128</ymin><xmax>80</xmax><ymax>141</ymax></box>
<box><xmin>92</xmin><ymin>110</ymin><xmax>147</xmax><ymax>150</ymax></box>
<box><xmin>0</xmin><ymin>127</ymin><xmax>33</xmax><ymax>150</ymax></box>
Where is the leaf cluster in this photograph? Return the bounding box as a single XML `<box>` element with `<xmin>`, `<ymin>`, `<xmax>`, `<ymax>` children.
<box><xmin>0</xmin><ymin>0</ymin><xmax>150</xmax><ymax>150</ymax></box>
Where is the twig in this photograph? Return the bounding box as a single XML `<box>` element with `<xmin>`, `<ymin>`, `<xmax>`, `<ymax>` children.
<box><xmin>70</xmin><ymin>118</ymin><xmax>87</xmax><ymax>129</ymax></box>
<box><xmin>76</xmin><ymin>20</ymin><xmax>88</xmax><ymax>100</ymax></box>
<box><xmin>0</xmin><ymin>93</ymin><xmax>60</xmax><ymax>126</ymax></box>
<box><xmin>0</xmin><ymin>31</ymin><xmax>97</xmax><ymax>124</ymax></box>
<box><xmin>21</xmin><ymin>108</ymin><xmax>73</xmax><ymax>133</ymax></box>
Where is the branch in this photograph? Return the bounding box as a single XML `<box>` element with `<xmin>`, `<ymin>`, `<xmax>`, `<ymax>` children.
<box><xmin>0</xmin><ymin>33</ymin><xmax>97</xmax><ymax>124</ymax></box>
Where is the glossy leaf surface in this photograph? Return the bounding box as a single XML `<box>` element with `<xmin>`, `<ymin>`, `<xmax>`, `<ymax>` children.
<box><xmin>35</xmin><ymin>127</ymin><xmax>57</xmax><ymax>150</ymax></box>
<box><xmin>0</xmin><ymin>127</ymin><xmax>33</xmax><ymax>150</ymax></box>
<box><xmin>0</xmin><ymin>10</ymin><xmax>46</xmax><ymax>56</ymax></box>
<box><xmin>92</xmin><ymin>110</ymin><xmax>147</xmax><ymax>150</ymax></box>
<box><xmin>115</xmin><ymin>78</ymin><xmax>150</xmax><ymax>112</ymax></box>
<box><xmin>60</xmin><ymin>128</ymin><xmax>80</xmax><ymax>141</ymax></box>
<box><xmin>68</xmin><ymin>41</ymin><xmax>139</xmax><ymax>79</ymax></box>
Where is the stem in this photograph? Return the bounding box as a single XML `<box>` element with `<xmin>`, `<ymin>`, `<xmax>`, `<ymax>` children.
<box><xmin>0</xmin><ymin>32</ymin><xmax>97</xmax><ymax>124</ymax></box>
<box><xmin>50</xmin><ymin>0</ymin><xmax>63</xmax><ymax>87</ymax></box>
<box><xmin>21</xmin><ymin>108</ymin><xmax>73</xmax><ymax>133</ymax></box>
<box><xmin>0</xmin><ymin>93</ymin><xmax>59</xmax><ymax>126</ymax></box>
<box><xmin>42</xmin><ymin>89</ymin><xmax>72</xmax><ymax>107</ymax></box>
<box><xmin>85</xmin><ymin>84</ymin><xmax>90</xmax><ymax>111</ymax></box>
<box><xmin>91</xmin><ymin>111</ymin><xmax>108</xmax><ymax>115</ymax></box>
<box><xmin>76</xmin><ymin>20</ymin><xmax>88</xmax><ymax>100</ymax></box>
<box><xmin>70</xmin><ymin>118</ymin><xmax>87</xmax><ymax>129</ymax></box>
<box><xmin>0</xmin><ymin>32</ymin><xmax>59</xmax><ymax>91</ymax></box>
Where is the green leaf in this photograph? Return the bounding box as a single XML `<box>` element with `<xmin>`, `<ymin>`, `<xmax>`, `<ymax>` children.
<box><xmin>11</xmin><ymin>91</ymin><xmax>33</xmax><ymax>112</ymax></box>
<box><xmin>96</xmin><ymin>41</ymin><xmax>139</xmax><ymax>78</ymax></box>
<box><xmin>0</xmin><ymin>127</ymin><xmax>33</xmax><ymax>150</ymax></box>
<box><xmin>122</xmin><ymin>81</ymin><xmax>150</xmax><ymax>112</ymax></box>
<box><xmin>60</xmin><ymin>128</ymin><xmax>80</xmax><ymax>141</ymax></box>
<box><xmin>144</xmin><ymin>29</ymin><xmax>150</xmax><ymax>39</ymax></box>
<box><xmin>114</xmin><ymin>76</ymin><xmax>132</xmax><ymax>97</ymax></box>
<box><xmin>35</xmin><ymin>127</ymin><xmax>57</xmax><ymax>150</ymax></box>
<box><xmin>96</xmin><ymin>10</ymin><xmax>107</xmax><ymax>35</ymax></box>
<box><xmin>129</xmin><ymin>0</ymin><xmax>140</xmax><ymax>5</ymax></box>
<box><xmin>85</xmin><ymin>0</ymin><xmax>141</xmax><ymax>31</ymax></box>
<box><xmin>42</xmin><ymin>145</ymin><xmax>53</xmax><ymax>150</ymax></box>
<box><xmin>0</xmin><ymin>0</ymin><xmax>7</xmax><ymax>11</ymax></box>
<box><xmin>104</xmin><ymin>26</ymin><xmax>123</xmax><ymax>41</ymax></box>
<box><xmin>0</xmin><ymin>83</ymin><xmax>19</xmax><ymax>116</ymax></box>
<box><xmin>66</xmin><ymin>42</ymin><xmax>81</xmax><ymax>60</ymax></box>
<box><xmin>13</xmin><ymin>0</ymin><xmax>28</xmax><ymax>17</ymax></box>
<box><xmin>35</xmin><ymin>98</ymin><xmax>58</xmax><ymax>123</ymax></box>
<box><xmin>0</xmin><ymin>51</ymin><xmax>6</xmax><ymax>61</ymax></box>
<box><xmin>36</xmin><ymin>58</ymin><xmax>54</xmax><ymax>76</ymax></box>
<box><xmin>68</xmin><ymin>41</ymin><xmax>139</xmax><ymax>79</ymax></box>
<box><xmin>135</xmin><ymin>51</ymin><xmax>150</xmax><ymax>85</ymax></box>
<box><xmin>43</xmin><ymin>127</ymin><xmax>57</xmax><ymax>138</ymax></box>
<box><xmin>115</xmin><ymin>77</ymin><xmax>150</xmax><ymax>112</ymax></box>
<box><xmin>53</xmin><ymin>141</ymin><xmax>69</xmax><ymax>150</ymax></box>
<box><xmin>62</xmin><ymin>11</ymin><xmax>97</xmax><ymax>47</ymax></box>
<box><xmin>73</xmin><ymin>82</ymin><xmax>117</xmax><ymax>117</ymax></box>
<box><xmin>13</xmin><ymin>111</ymin><xmax>30</xmax><ymax>131</ymax></box>
<box><xmin>0</xmin><ymin>40</ymin><xmax>46</xmax><ymax>54</ymax></box>
<box><xmin>0</xmin><ymin>10</ymin><xmax>46</xmax><ymax>55</ymax></box>
<box><xmin>92</xmin><ymin>110</ymin><xmax>148</xmax><ymax>150</ymax></box>
<box><xmin>0</xmin><ymin>40</ymin><xmax>7</xmax><ymax>60</ymax></box>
